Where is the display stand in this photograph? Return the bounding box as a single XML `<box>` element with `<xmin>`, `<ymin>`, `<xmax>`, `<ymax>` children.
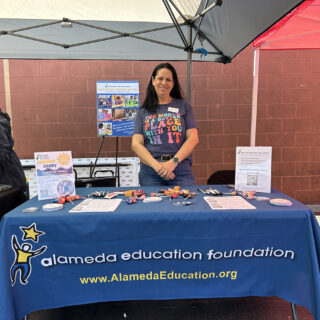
<box><xmin>89</xmin><ymin>136</ymin><xmax>121</xmax><ymax>186</ymax></box>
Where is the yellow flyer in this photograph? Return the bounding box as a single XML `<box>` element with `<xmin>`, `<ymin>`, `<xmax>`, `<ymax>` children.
<box><xmin>34</xmin><ymin>151</ymin><xmax>75</xmax><ymax>200</ymax></box>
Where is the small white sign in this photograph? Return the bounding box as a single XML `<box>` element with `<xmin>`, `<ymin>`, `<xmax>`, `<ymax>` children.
<box><xmin>235</xmin><ymin>146</ymin><xmax>272</xmax><ymax>193</ymax></box>
<box><xmin>34</xmin><ymin>151</ymin><xmax>75</xmax><ymax>200</ymax></box>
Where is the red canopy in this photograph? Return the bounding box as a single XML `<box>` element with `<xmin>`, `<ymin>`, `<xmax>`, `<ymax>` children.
<box><xmin>253</xmin><ymin>0</ymin><xmax>320</xmax><ymax>50</ymax></box>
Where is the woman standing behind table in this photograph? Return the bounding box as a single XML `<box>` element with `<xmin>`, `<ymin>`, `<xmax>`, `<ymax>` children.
<box><xmin>132</xmin><ymin>63</ymin><xmax>199</xmax><ymax>186</ymax></box>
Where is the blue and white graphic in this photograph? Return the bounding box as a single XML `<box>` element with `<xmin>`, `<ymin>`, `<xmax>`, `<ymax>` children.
<box><xmin>96</xmin><ymin>81</ymin><xmax>139</xmax><ymax>137</ymax></box>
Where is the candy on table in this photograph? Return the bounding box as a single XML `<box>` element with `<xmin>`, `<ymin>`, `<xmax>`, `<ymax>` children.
<box><xmin>164</xmin><ymin>189</ymin><xmax>175</xmax><ymax>196</ymax></box>
<box><xmin>180</xmin><ymin>189</ymin><xmax>197</xmax><ymax>199</ymax></box>
<box><xmin>139</xmin><ymin>194</ymin><xmax>146</xmax><ymax>200</ymax></box>
<box><xmin>124</xmin><ymin>190</ymin><xmax>136</xmax><ymax>197</ymax></box>
<box><xmin>58</xmin><ymin>194</ymin><xmax>83</xmax><ymax>204</ymax></box>
<box><xmin>133</xmin><ymin>189</ymin><xmax>146</xmax><ymax>198</ymax></box>
<box><xmin>157</xmin><ymin>187</ymin><xmax>197</xmax><ymax>199</ymax></box>
<box><xmin>242</xmin><ymin>191</ymin><xmax>255</xmax><ymax>199</ymax></box>
<box><xmin>127</xmin><ymin>197</ymin><xmax>137</xmax><ymax>205</ymax></box>
<box><xmin>105</xmin><ymin>192</ymin><xmax>118</xmax><ymax>199</ymax></box>
<box><xmin>87</xmin><ymin>191</ymin><xmax>106</xmax><ymax>198</ymax></box>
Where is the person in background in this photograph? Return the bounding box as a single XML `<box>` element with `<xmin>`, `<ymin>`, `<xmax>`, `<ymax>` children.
<box><xmin>132</xmin><ymin>63</ymin><xmax>199</xmax><ymax>186</ymax></box>
<box><xmin>0</xmin><ymin>109</ymin><xmax>27</xmax><ymax>194</ymax></box>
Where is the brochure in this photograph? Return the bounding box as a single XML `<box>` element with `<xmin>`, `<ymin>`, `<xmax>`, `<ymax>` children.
<box><xmin>34</xmin><ymin>151</ymin><xmax>75</xmax><ymax>200</ymax></box>
<box><xmin>235</xmin><ymin>146</ymin><xmax>272</xmax><ymax>193</ymax></box>
<box><xmin>69</xmin><ymin>198</ymin><xmax>122</xmax><ymax>213</ymax></box>
<box><xmin>204</xmin><ymin>196</ymin><xmax>256</xmax><ymax>210</ymax></box>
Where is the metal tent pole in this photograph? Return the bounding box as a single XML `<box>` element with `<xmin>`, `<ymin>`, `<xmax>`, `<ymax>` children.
<box><xmin>250</xmin><ymin>48</ymin><xmax>260</xmax><ymax>146</ymax></box>
<box><xmin>115</xmin><ymin>136</ymin><xmax>120</xmax><ymax>187</ymax></box>
<box><xmin>291</xmin><ymin>303</ymin><xmax>299</xmax><ymax>320</ymax></box>
<box><xmin>187</xmin><ymin>24</ymin><xmax>192</xmax><ymax>102</ymax></box>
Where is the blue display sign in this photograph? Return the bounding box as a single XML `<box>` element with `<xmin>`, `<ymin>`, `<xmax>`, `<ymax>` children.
<box><xmin>96</xmin><ymin>81</ymin><xmax>139</xmax><ymax>137</ymax></box>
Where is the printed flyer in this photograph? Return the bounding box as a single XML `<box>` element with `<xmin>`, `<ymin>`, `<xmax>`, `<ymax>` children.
<box><xmin>96</xmin><ymin>81</ymin><xmax>139</xmax><ymax>137</ymax></box>
<box><xmin>235</xmin><ymin>146</ymin><xmax>272</xmax><ymax>193</ymax></box>
<box><xmin>34</xmin><ymin>151</ymin><xmax>75</xmax><ymax>200</ymax></box>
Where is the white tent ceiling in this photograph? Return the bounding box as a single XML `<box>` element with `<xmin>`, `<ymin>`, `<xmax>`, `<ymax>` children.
<box><xmin>0</xmin><ymin>0</ymin><xmax>199</xmax><ymax>22</ymax></box>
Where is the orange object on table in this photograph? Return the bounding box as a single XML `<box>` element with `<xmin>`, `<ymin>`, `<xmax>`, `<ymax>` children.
<box><xmin>124</xmin><ymin>190</ymin><xmax>135</xmax><ymax>197</ymax></box>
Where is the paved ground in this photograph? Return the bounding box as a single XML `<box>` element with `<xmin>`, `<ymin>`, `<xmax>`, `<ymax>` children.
<box><xmin>28</xmin><ymin>297</ymin><xmax>314</xmax><ymax>320</ymax></box>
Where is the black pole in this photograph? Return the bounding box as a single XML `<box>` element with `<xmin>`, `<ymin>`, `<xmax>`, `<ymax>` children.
<box><xmin>90</xmin><ymin>136</ymin><xmax>105</xmax><ymax>178</ymax></box>
<box><xmin>115</xmin><ymin>136</ymin><xmax>120</xmax><ymax>186</ymax></box>
<box><xmin>187</xmin><ymin>25</ymin><xmax>192</xmax><ymax>102</ymax></box>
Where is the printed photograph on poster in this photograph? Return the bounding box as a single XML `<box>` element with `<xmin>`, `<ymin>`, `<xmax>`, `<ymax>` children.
<box><xmin>125</xmin><ymin>95</ymin><xmax>139</xmax><ymax>108</ymax></box>
<box><xmin>98</xmin><ymin>122</ymin><xmax>112</xmax><ymax>136</ymax></box>
<box><xmin>96</xmin><ymin>81</ymin><xmax>139</xmax><ymax>137</ymax></box>
<box><xmin>98</xmin><ymin>108</ymin><xmax>112</xmax><ymax>121</ymax></box>
<box><xmin>125</xmin><ymin>109</ymin><xmax>137</xmax><ymax>121</ymax></box>
<box><xmin>113</xmin><ymin>95</ymin><xmax>125</xmax><ymax>107</ymax></box>
<box><xmin>34</xmin><ymin>151</ymin><xmax>75</xmax><ymax>200</ymax></box>
<box><xmin>235</xmin><ymin>146</ymin><xmax>272</xmax><ymax>193</ymax></box>
<box><xmin>113</xmin><ymin>108</ymin><xmax>126</xmax><ymax>121</ymax></box>
<box><xmin>98</xmin><ymin>95</ymin><xmax>112</xmax><ymax>107</ymax></box>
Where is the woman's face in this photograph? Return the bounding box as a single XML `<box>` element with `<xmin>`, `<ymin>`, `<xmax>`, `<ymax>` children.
<box><xmin>152</xmin><ymin>68</ymin><xmax>174</xmax><ymax>100</ymax></box>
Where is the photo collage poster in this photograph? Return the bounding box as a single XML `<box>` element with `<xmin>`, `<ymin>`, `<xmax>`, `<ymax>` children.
<box><xmin>96</xmin><ymin>81</ymin><xmax>139</xmax><ymax>137</ymax></box>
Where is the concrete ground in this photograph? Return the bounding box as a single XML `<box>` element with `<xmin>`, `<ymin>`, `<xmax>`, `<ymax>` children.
<box><xmin>28</xmin><ymin>297</ymin><xmax>314</xmax><ymax>320</ymax></box>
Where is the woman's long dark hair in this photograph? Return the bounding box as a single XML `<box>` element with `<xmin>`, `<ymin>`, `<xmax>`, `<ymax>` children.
<box><xmin>141</xmin><ymin>63</ymin><xmax>184</xmax><ymax>113</ymax></box>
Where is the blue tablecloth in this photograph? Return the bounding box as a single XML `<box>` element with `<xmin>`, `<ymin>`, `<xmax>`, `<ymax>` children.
<box><xmin>1</xmin><ymin>186</ymin><xmax>320</xmax><ymax>320</ymax></box>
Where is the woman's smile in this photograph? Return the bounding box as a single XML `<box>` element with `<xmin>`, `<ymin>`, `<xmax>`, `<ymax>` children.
<box><xmin>152</xmin><ymin>68</ymin><xmax>174</xmax><ymax>103</ymax></box>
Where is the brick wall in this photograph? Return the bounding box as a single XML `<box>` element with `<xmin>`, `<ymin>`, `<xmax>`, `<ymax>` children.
<box><xmin>1</xmin><ymin>46</ymin><xmax>320</xmax><ymax>204</ymax></box>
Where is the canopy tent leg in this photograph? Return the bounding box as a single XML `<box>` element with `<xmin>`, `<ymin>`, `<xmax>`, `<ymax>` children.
<box><xmin>164</xmin><ymin>0</ymin><xmax>223</xmax><ymax>102</ymax></box>
<box><xmin>187</xmin><ymin>24</ymin><xmax>192</xmax><ymax>102</ymax></box>
<box><xmin>250</xmin><ymin>48</ymin><xmax>260</xmax><ymax>146</ymax></box>
<box><xmin>291</xmin><ymin>302</ymin><xmax>299</xmax><ymax>320</ymax></box>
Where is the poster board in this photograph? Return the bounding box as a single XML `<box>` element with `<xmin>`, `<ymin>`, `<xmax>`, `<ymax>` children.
<box><xmin>96</xmin><ymin>81</ymin><xmax>139</xmax><ymax>137</ymax></box>
<box><xmin>34</xmin><ymin>151</ymin><xmax>75</xmax><ymax>200</ymax></box>
<box><xmin>235</xmin><ymin>146</ymin><xmax>272</xmax><ymax>193</ymax></box>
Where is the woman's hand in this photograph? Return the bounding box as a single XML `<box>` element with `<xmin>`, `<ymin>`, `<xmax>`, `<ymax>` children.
<box><xmin>156</xmin><ymin>160</ymin><xmax>176</xmax><ymax>180</ymax></box>
<box><xmin>132</xmin><ymin>134</ymin><xmax>175</xmax><ymax>179</ymax></box>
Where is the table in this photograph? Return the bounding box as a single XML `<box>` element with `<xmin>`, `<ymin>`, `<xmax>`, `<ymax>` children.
<box><xmin>1</xmin><ymin>186</ymin><xmax>320</xmax><ymax>320</ymax></box>
<box><xmin>0</xmin><ymin>186</ymin><xmax>27</xmax><ymax>218</ymax></box>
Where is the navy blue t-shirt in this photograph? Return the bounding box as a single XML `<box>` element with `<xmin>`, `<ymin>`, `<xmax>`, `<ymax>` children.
<box><xmin>133</xmin><ymin>98</ymin><xmax>197</xmax><ymax>160</ymax></box>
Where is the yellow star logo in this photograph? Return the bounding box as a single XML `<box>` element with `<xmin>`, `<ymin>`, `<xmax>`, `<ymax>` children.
<box><xmin>20</xmin><ymin>223</ymin><xmax>44</xmax><ymax>243</ymax></box>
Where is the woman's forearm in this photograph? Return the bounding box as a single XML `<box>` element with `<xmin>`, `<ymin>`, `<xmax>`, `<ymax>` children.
<box><xmin>174</xmin><ymin>128</ymin><xmax>199</xmax><ymax>162</ymax></box>
<box><xmin>157</xmin><ymin>128</ymin><xmax>199</xmax><ymax>177</ymax></box>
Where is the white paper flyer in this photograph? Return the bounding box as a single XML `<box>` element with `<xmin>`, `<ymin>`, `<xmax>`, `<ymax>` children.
<box><xmin>34</xmin><ymin>151</ymin><xmax>75</xmax><ymax>200</ymax></box>
<box><xmin>204</xmin><ymin>196</ymin><xmax>256</xmax><ymax>210</ymax></box>
<box><xmin>69</xmin><ymin>198</ymin><xmax>122</xmax><ymax>213</ymax></box>
<box><xmin>235</xmin><ymin>146</ymin><xmax>272</xmax><ymax>193</ymax></box>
